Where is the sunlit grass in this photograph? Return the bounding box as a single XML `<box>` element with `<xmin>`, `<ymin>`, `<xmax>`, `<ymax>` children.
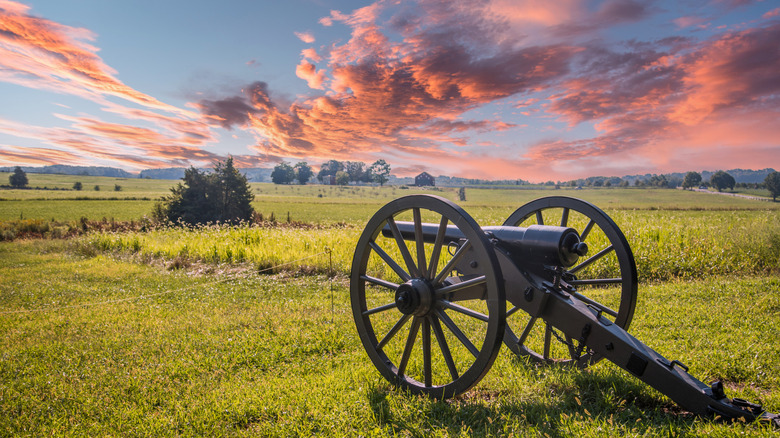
<box><xmin>78</xmin><ymin>208</ymin><xmax>780</xmax><ymax>283</ymax></box>
<box><xmin>0</xmin><ymin>241</ymin><xmax>777</xmax><ymax>436</ymax></box>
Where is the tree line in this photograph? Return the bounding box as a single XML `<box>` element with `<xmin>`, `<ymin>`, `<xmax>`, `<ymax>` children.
<box><xmin>556</xmin><ymin>170</ymin><xmax>780</xmax><ymax>196</ymax></box>
<box><xmin>270</xmin><ymin>159</ymin><xmax>391</xmax><ymax>186</ymax></box>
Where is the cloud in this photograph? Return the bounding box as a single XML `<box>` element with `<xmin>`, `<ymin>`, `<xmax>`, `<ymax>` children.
<box><xmin>526</xmin><ymin>21</ymin><xmax>780</xmax><ymax>176</ymax></box>
<box><xmin>0</xmin><ymin>1</ymin><xmax>186</xmax><ymax>114</ymax></box>
<box><xmin>0</xmin><ymin>145</ymin><xmax>83</xmax><ymax>166</ymax></box>
<box><xmin>294</xmin><ymin>31</ymin><xmax>315</xmax><ymax>43</ymax></box>
<box><xmin>200</xmin><ymin>1</ymin><xmax>580</xmax><ymax>168</ymax></box>
<box><xmin>3</xmin><ymin>0</ymin><xmax>778</xmax><ymax>180</ymax></box>
<box><xmin>295</xmin><ymin>60</ymin><xmax>327</xmax><ymax>89</ymax></box>
<box><xmin>0</xmin><ymin>1</ymin><xmax>223</xmax><ymax>169</ymax></box>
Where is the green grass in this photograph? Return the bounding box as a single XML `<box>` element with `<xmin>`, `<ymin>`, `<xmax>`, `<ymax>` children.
<box><xmin>2</xmin><ymin>173</ymin><xmax>778</xmax><ymax>222</ymax></box>
<box><xmin>78</xmin><ymin>208</ymin><xmax>780</xmax><ymax>282</ymax></box>
<box><xmin>1</xmin><ymin>240</ymin><xmax>778</xmax><ymax>436</ymax></box>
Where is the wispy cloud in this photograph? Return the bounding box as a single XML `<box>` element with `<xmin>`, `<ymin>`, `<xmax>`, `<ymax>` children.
<box><xmin>1</xmin><ymin>0</ymin><xmax>778</xmax><ymax>180</ymax></box>
<box><xmin>199</xmin><ymin>0</ymin><xmax>779</xmax><ymax>178</ymax></box>
<box><xmin>0</xmin><ymin>0</ymin><xmax>220</xmax><ymax>169</ymax></box>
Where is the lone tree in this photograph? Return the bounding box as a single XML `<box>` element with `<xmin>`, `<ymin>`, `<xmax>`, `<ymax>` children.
<box><xmin>682</xmin><ymin>171</ymin><xmax>702</xmax><ymax>190</ymax></box>
<box><xmin>765</xmin><ymin>171</ymin><xmax>780</xmax><ymax>202</ymax></box>
<box><xmin>271</xmin><ymin>162</ymin><xmax>295</xmax><ymax>184</ymax></box>
<box><xmin>368</xmin><ymin>159</ymin><xmax>391</xmax><ymax>186</ymax></box>
<box><xmin>9</xmin><ymin>166</ymin><xmax>28</xmax><ymax>188</ymax></box>
<box><xmin>154</xmin><ymin>157</ymin><xmax>254</xmax><ymax>225</ymax></box>
<box><xmin>709</xmin><ymin>170</ymin><xmax>735</xmax><ymax>192</ymax></box>
<box><xmin>294</xmin><ymin>162</ymin><xmax>313</xmax><ymax>184</ymax></box>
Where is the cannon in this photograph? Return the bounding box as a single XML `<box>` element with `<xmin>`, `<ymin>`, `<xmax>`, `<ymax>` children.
<box><xmin>350</xmin><ymin>195</ymin><xmax>779</xmax><ymax>426</ymax></box>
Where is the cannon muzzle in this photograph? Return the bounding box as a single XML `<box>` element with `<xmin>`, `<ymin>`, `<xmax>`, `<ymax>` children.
<box><xmin>382</xmin><ymin>221</ymin><xmax>587</xmax><ymax>268</ymax></box>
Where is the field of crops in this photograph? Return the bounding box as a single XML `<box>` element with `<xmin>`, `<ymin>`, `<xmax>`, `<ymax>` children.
<box><xmin>1</xmin><ymin>174</ymin><xmax>779</xmax><ymax>436</ymax></box>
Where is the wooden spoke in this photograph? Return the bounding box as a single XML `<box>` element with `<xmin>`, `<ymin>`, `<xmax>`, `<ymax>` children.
<box><xmin>436</xmin><ymin>309</ymin><xmax>480</xmax><ymax>358</ymax></box>
<box><xmin>361</xmin><ymin>275</ymin><xmax>399</xmax><ymax>291</ymax></box>
<box><xmin>435</xmin><ymin>275</ymin><xmax>486</xmax><ymax>298</ymax></box>
<box><xmin>580</xmin><ymin>219</ymin><xmax>596</xmax><ymax>241</ymax></box>
<box><xmin>439</xmin><ymin>300</ymin><xmax>489</xmax><ymax>322</ymax></box>
<box><xmin>377</xmin><ymin>314</ymin><xmax>412</xmax><ymax>350</ymax></box>
<box><xmin>413</xmin><ymin>208</ymin><xmax>427</xmax><ymax>279</ymax></box>
<box><xmin>422</xmin><ymin>318</ymin><xmax>432</xmax><ymax>387</ymax></box>
<box><xmin>363</xmin><ymin>301</ymin><xmax>398</xmax><ymax>316</ymax></box>
<box><xmin>568</xmin><ymin>244</ymin><xmax>614</xmax><ymax>275</ymax></box>
<box><xmin>397</xmin><ymin>317</ymin><xmax>421</xmax><ymax>376</ymax></box>
<box><xmin>430</xmin><ymin>315</ymin><xmax>459</xmax><ymax>380</ymax></box>
<box><xmin>560</xmin><ymin>207</ymin><xmax>570</xmax><ymax>227</ymax></box>
<box><xmin>427</xmin><ymin>216</ymin><xmax>449</xmax><ymax>280</ymax></box>
<box><xmin>387</xmin><ymin>217</ymin><xmax>420</xmax><ymax>278</ymax></box>
<box><xmin>432</xmin><ymin>240</ymin><xmax>472</xmax><ymax>286</ymax></box>
<box><xmin>369</xmin><ymin>241</ymin><xmax>411</xmax><ymax>282</ymax></box>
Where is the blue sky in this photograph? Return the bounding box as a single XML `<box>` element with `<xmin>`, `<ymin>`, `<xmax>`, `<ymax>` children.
<box><xmin>1</xmin><ymin>0</ymin><xmax>778</xmax><ymax>181</ymax></box>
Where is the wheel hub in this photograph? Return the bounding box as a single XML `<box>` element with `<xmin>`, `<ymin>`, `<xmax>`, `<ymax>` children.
<box><xmin>395</xmin><ymin>278</ymin><xmax>434</xmax><ymax>316</ymax></box>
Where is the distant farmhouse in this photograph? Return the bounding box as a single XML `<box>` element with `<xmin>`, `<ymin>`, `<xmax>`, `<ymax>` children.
<box><xmin>415</xmin><ymin>172</ymin><xmax>435</xmax><ymax>187</ymax></box>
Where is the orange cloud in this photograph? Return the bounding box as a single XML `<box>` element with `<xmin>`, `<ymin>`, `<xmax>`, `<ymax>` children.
<box><xmin>0</xmin><ymin>145</ymin><xmax>83</xmax><ymax>166</ymax></box>
<box><xmin>0</xmin><ymin>1</ymin><xmax>222</xmax><ymax>170</ymax></box>
<box><xmin>295</xmin><ymin>60</ymin><xmax>327</xmax><ymax>89</ymax></box>
<box><xmin>0</xmin><ymin>1</ymin><xmax>186</xmax><ymax>114</ymax></box>
<box><xmin>525</xmin><ymin>21</ymin><xmax>780</xmax><ymax>179</ymax></box>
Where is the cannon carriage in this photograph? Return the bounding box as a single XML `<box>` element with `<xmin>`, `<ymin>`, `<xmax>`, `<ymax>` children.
<box><xmin>350</xmin><ymin>194</ymin><xmax>779</xmax><ymax>426</ymax></box>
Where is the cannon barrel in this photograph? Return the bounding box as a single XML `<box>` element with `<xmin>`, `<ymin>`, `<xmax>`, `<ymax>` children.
<box><xmin>382</xmin><ymin>221</ymin><xmax>588</xmax><ymax>267</ymax></box>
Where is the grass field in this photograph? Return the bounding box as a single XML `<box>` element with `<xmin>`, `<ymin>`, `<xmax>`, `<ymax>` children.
<box><xmin>1</xmin><ymin>240</ymin><xmax>778</xmax><ymax>436</ymax></box>
<box><xmin>1</xmin><ymin>174</ymin><xmax>779</xmax><ymax>436</ymax></box>
<box><xmin>1</xmin><ymin>173</ymin><xmax>777</xmax><ymax>222</ymax></box>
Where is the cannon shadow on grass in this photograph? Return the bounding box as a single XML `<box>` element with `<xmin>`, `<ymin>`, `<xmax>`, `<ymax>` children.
<box><xmin>365</xmin><ymin>364</ymin><xmax>699</xmax><ymax>437</ymax></box>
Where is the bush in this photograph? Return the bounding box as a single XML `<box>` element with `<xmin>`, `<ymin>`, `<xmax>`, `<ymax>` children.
<box><xmin>154</xmin><ymin>157</ymin><xmax>255</xmax><ymax>225</ymax></box>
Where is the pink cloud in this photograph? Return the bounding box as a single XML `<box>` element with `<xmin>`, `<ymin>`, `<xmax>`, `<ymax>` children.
<box><xmin>674</xmin><ymin>16</ymin><xmax>708</xmax><ymax>29</ymax></box>
<box><xmin>295</xmin><ymin>60</ymin><xmax>327</xmax><ymax>89</ymax></box>
<box><xmin>526</xmin><ymin>21</ymin><xmax>780</xmax><ymax>178</ymax></box>
<box><xmin>0</xmin><ymin>145</ymin><xmax>83</xmax><ymax>166</ymax></box>
<box><xmin>294</xmin><ymin>31</ymin><xmax>315</xmax><ymax>43</ymax></box>
<box><xmin>301</xmin><ymin>48</ymin><xmax>322</xmax><ymax>62</ymax></box>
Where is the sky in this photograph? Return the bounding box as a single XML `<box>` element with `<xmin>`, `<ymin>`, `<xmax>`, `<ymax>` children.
<box><xmin>0</xmin><ymin>0</ymin><xmax>778</xmax><ymax>182</ymax></box>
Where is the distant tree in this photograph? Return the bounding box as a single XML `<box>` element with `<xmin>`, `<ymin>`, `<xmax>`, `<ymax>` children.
<box><xmin>94</xmin><ymin>185</ymin><xmax>100</xmax><ymax>191</ymax></box>
<box><xmin>317</xmin><ymin>160</ymin><xmax>344</xmax><ymax>183</ymax></box>
<box><xmin>458</xmin><ymin>187</ymin><xmax>466</xmax><ymax>201</ymax></box>
<box><xmin>368</xmin><ymin>159</ymin><xmax>391</xmax><ymax>186</ymax></box>
<box><xmin>114</xmin><ymin>184</ymin><xmax>122</xmax><ymax>191</ymax></box>
<box><xmin>682</xmin><ymin>171</ymin><xmax>702</xmax><ymax>190</ymax></box>
<box><xmin>9</xmin><ymin>167</ymin><xmax>28</xmax><ymax>188</ymax></box>
<box><xmin>294</xmin><ymin>162</ymin><xmax>313</xmax><ymax>184</ymax></box>
<box><xmin>710</xmin><ymin>171</ymin><xmax>735</xmax><ymax>192</ymax></box>
<box><xmin>344</xmin><ymin>161</ymin><xmax>366</xmax><ymax>183</ymax></box>
<box><xmin>648</xmin><ymin>174</ymin><xmax>669</xmax><ymax>188</ymax></box>
<box><xmin>271</xmin><ymin>162</ymin><xmax>295</xmax><ymax>184</ymax></box>
<box><xmin>335</xmin><ymin>171</ymin><xmax>350</xmax><ymax>185</ymax></box>
<box><xmin>619</xmin><ymin>180</ymin><xmax>630</xmax><ymax>188</ymax></box>
<box><xmin>765</xmin><ymin>171</ymin><xmax>780</xmax><ymax>202</ymax></box>
<box><xmin>73</xmin><ymin>181</ymin><xmax>83</xmax><ymax>191</ymax></box>
<box><xmin>154</xmin><ymin>157</ymin><xmax>254</xmax><ymax>225</ymax></box>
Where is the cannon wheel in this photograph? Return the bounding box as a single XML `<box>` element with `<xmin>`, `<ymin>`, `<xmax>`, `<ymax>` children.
<box><xmin>502</xmin><ymin>196</ymin><xmax>637</xmax><ymax>367</ymax></box>
<box><xmin>351</xmin><ymin>195</ymin><xmax>505</xmax><ymax>398</ymax></box>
